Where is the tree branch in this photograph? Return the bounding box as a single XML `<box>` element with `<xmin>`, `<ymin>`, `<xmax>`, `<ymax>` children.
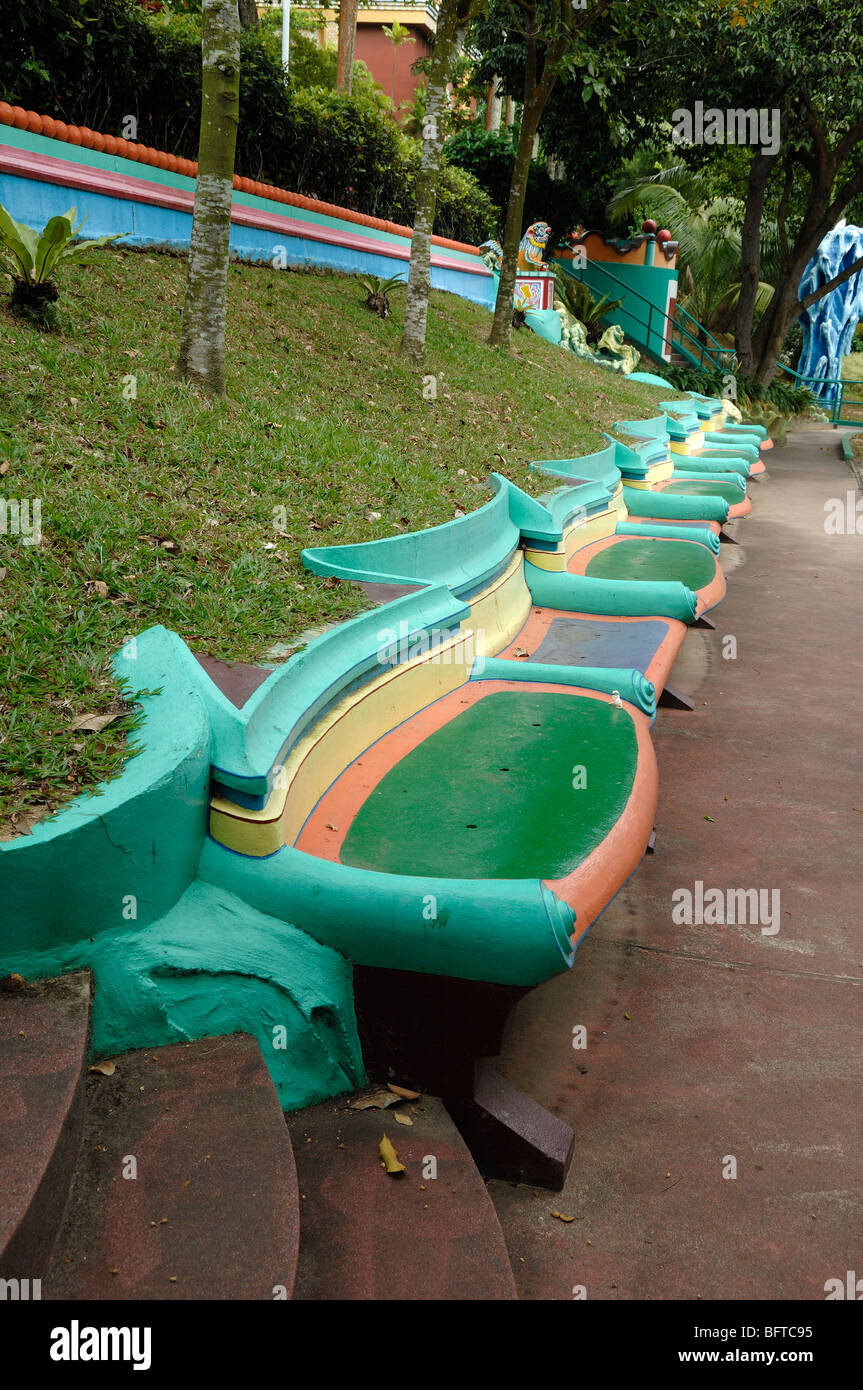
<box><xmin>834</xmin><ymin>118</ymin><xmax>863</xmax><ymax>167</ymax></box>
<box><xmin>825</xmin><ymin>161</ymin><xmax>863</xmax><ymax>230</ymax></box>
<box><xmin>798</xmin><ymin>254</ymin><xmax>863</xmax><ymax>311</ymax></box>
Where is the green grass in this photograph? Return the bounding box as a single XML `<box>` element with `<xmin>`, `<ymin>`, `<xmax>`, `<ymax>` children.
<box><xmin>841</xmin><ymin>350</ymin><xmax>863</xmax><ymax>381</ymax></box>
<box><xmin>0</xmin><ymin>248</ymin><xmax>673</xmax><ymax>835</ymax></box>
<box><xmin>836</xmin><ymin>352</ymin><xmax>863</xmax><ymax>423</ymax></box>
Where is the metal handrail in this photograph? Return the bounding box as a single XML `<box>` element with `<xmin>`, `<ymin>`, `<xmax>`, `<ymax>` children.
<box><xmin>776</xmin><ymin>362</ymin><xmax>863</xmax><ymax>425</ymax></box>
<box><xmin>560</xmin><ymin>255</ymin><xmax>735</xmax><ymax>374</ymax></box>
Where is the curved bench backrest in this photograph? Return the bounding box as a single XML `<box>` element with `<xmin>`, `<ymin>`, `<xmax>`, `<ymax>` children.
<box><xmin>208</xmin><ymin>443</ymin><xmax>654</xmax><ymax>844</ymax></box>
<box><xmin>303</xmin><ymin>475</ymin><xmax>519</xmax><ymax>598</ymax></box>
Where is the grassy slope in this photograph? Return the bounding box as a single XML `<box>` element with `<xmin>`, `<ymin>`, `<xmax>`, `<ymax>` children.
<box><xmin>841</xmin><ymin>350</ymin><xmax>863</xmax><ymax>381</ymax></box>
<box><xmin>0</xmin><ymin>249</ymin><xmax>675</xmax><ymax>834</ymax></box>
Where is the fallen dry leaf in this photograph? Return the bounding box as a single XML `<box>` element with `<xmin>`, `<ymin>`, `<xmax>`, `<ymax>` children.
<box><xmin>89</xmin><ymin>1060</ymin><xmax>117</xmax><ymax>1076</ymax></box>
<box><xmin>550</xmin><ymin>1210</ymin><xmax>575</xmax><ymax>1222</ymax></box>
<box><xmin>379</xmin><ymin>1133</ymin><xmax>406</xmax><ymax>1174</ymax></box>
<box><xmin>70</xmin><ymin>711</ymin><xmax>120</xmax><ymax>734</ymax></box>
<box><xmin>393</xmin><ymin>1111</ymin><xmax>413</xmax><ymax>1126</ymax></box>
<box><xmin>348</xmin><ymin>1087</ymin><xmax>401</xmax><ymax>1111</ymax></box>
<box><xmin>387</xmin><ymin>1083</ymin><xmax>421</xmax><ymax>1101</ymax></box>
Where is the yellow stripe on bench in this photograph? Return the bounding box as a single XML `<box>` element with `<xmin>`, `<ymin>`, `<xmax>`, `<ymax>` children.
<box><xmin>209</xmin><ymin>551</ymin><xmax>532</xmax><ymax>857</ymax></box>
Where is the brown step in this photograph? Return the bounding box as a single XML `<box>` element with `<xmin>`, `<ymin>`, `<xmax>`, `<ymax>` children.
<box><xmin>0</xmin><ymin>970</ymin><xmax>91</xmax><ymax>1288</ymax></box>
<box><xmin>46</xmin><ymin>1034</ymin><xmax>300</xmax><ymax>1300</ymax></box>
<box><xmin>288</xmin><ymin>1092</ymin><xmax>517</xmax><ymax>1300</ymax></box>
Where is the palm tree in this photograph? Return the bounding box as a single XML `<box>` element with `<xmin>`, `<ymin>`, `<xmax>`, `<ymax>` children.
<box><xmin>607</xmin><ymin>150</ymin><xmax>779</xmax><ymax>337</ymax></box>
<box><xmin>382</xmin><ymin>20</ymin><xmax>412</xmax><ymax>103</ymax></box>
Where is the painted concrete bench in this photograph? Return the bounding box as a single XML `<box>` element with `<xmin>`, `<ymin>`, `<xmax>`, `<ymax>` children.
<box><xmin>678</xmin><ymin>390</ymin><xmax>772</xmax><ymax>455</ymax></box>
<box><xmin>648</xmin><ymin>401</ymin><xmax>770</xmax><ymax>478</ymax></box>
<box><xmin>656</xmin><ymin>401</ymin><xmax>768</xmax><ymax>477</ymax></box>
<box><xmin>615</xmin><ymin>414</ymin><xmax>753</xmax><ymax>518</ymax></box>
<box><xmin>601</xmin><ymin>434</ymin><xmax>731</xmax><ymax>531</ymax></box>
<box><xmin>0</xmin><ymin>444</ymin><xmax>731</xmax><ymax>1186</ymax></box>
<box><xmin>520</xmin><ymin>446</ymin><xmax>725</xmax><ymax>619</ymax></box>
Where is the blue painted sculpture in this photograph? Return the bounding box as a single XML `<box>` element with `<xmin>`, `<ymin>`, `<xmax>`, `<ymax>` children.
<box><xmin>798</xmin><ymin>221</ymin><xmax>863</xmax><ymax>401</ymax></box>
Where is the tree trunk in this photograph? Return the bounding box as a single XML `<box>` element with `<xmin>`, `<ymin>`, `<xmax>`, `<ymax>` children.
<box><xmin>749</xmin><ymin>176</ymin><xmax>843</xmax><ymax>385</ymax></box>
<box><xmin>177</xmin><ymin>0</ymin><xmax>241</xmax><ymax>397</ymax></box>
<box><xmin>751</xmin><ymin>250</ymin><xmax>831</xmax><ymax>388</ymax></box>
<box><xmin>734</xmin><ymin>151</ymin><xmax>777</xmax><ymax>375</ymax></box>
<box><xmin>336</xmin><ymin>0</ymin><xmax>360</xmax><ymax>94</ymax></box>
<box><xmin>736</xmin><ymin>125</ymin><xmax>863</xmax><ymax>386</ymax></box>
<box><xmin>237</xmin><ymin>0</ymin><xmax>257</xmax><ymax>29</ymax></box>
<box><xmin>485</xmin><ymin>77</ymin><xmax>501</xmax><ymax>132</ymax></box>
<box><xmin>488</xmin><ymin>97</ymin><xmax>542</xmax><ymax>348</ymax></box>
<box><xmin>400</xmin><ymin>3</ymin><xmax>466</xmax><ymax>361</ymax></box>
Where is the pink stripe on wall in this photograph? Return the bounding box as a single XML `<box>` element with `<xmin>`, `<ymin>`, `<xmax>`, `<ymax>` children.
<box><xmin>0</xmin><ymin>143</ymin><xmax>492</xmax><ymax>278</ymax></box>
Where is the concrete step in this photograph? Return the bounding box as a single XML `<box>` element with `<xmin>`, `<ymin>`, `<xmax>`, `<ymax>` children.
<box><xmin>46</xmin><ymin>1034</ymin><xmax>300</xmax><ymax>1300</ymax></box>
<box><xmin>288</xmin><ymin>1093</ymin><xmax>517</xmax><ymax>1300</ymax></box>
<box><xmin>0</xmin><ymin>970</ymin><xmax>91</xmax><ymax>1286</ymax></box>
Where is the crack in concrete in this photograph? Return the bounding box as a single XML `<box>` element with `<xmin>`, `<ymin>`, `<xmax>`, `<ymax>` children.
<box><xmin>591</xmin><ymin>932</ymin><xmax>863</xmax><ymax>986</ymax></box>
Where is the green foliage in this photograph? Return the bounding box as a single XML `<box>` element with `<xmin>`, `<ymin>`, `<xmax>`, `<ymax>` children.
<box><xmin>444</xmin><ymin>127</ymin><xmax>520</xmax><ymax>219</ymax></box>
<box><xmin>661</xmin><ymin>362</ymin><xmax>814</xmax><ymax>417</ymax></box>
<box><xmin>397</xmin><ymin>83</ymin><xmax>427</xmax><ymax>138</ymax></box>
<box><xmin>357</xmin><ymin>271</ymin><xmax>407</xmax><ymax>319</ymax></box>
<box><xmin>381</xmin><ymin>20</ymin><xmax>413</xmax><ymax>101</ymax></box>
<box><xmin>0</xmin><ymin>201</ymin><xmax>122</xmax><ymax>324</ymax></box>
<box><xmin>382</xmin><ymin>21</ymin><xmax>412</xmax><ymax>45</ymax></box>
<box><xmin>843</xmin><ymin>350</ymin><xmax>863</xmax><ymax>381</ymax></box>
<box><xmin>0</xmin><ymin>202</ymin><xmax>121</xmax><ymax>283</ymax></box>
<box><xmin>357</xmin><ymin>274</ymin><xmax>406</xmax><ymax>298</ymax></box>
<box><xmin>779</xmin><ymin>321</ymin><xmax>803</xmax><ymax>367</ymax></box>
<box><xmin>747</xmin><ymin>379</ymin><xmax>818</xmax><ymax>416</ymax></box>
<box><xmin>466</xmin><ymin>0</ymin><xmax>666</xmax><ymax>223</ymax></box>
<box><xmin>553</xmin><ymin>267</ymin><xmax>622</xmax><ymax>338</ymax></box>
<box><xmin>255</xmin><ymin>5</ymin><xmax>385</xmax><ymax>103</ymax></box>
<box><xmin>607</xmin><ymin>149</ymin><xmax>781</xmax><ymax>332</ymax></box>
<box><xmin>443</xmin><ymin>124</ymin><xmax>584</xmax><ymax>238</ymax></box>
<box><xmin>434</xmin><ymin>162</ymin><xmax>499</xmax><ymax>244</ymax></box>
<box><xmin>0</xmin><ymin>0</ymin><xmax>491</xmax><ymax>244</ymax></box>
<box><xmin>273</xmin><ymin>87</ymin><xmax>416</xmax><ymax>222</ymax></box>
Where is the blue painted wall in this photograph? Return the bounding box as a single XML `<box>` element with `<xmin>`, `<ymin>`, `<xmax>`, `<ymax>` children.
<box><xmin>0</xmin><ymin>168</ymin><xmax>496</xmax><ymax>310</ymax></box>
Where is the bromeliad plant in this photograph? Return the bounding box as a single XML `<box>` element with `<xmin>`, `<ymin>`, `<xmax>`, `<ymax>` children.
<box><xmin>0</xmin><ymin>202</ymin><xmax>123</xmax><ymax>324</ymax></box>
<box><xmin>358</xmin><ymin>274</ymin><xmax>406</xmax><ymax>320</ymax></box>
<box><xmin>553</xmin><ymin>268</ymin><xmax>624</xmax><ymax>346</ymax></box>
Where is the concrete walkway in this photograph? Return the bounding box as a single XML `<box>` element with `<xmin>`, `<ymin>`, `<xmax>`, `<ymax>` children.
<box><xmin>490</xmin><ymin>426</ymin><xmax>863</xmax><ymax>1301</ymax></box>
